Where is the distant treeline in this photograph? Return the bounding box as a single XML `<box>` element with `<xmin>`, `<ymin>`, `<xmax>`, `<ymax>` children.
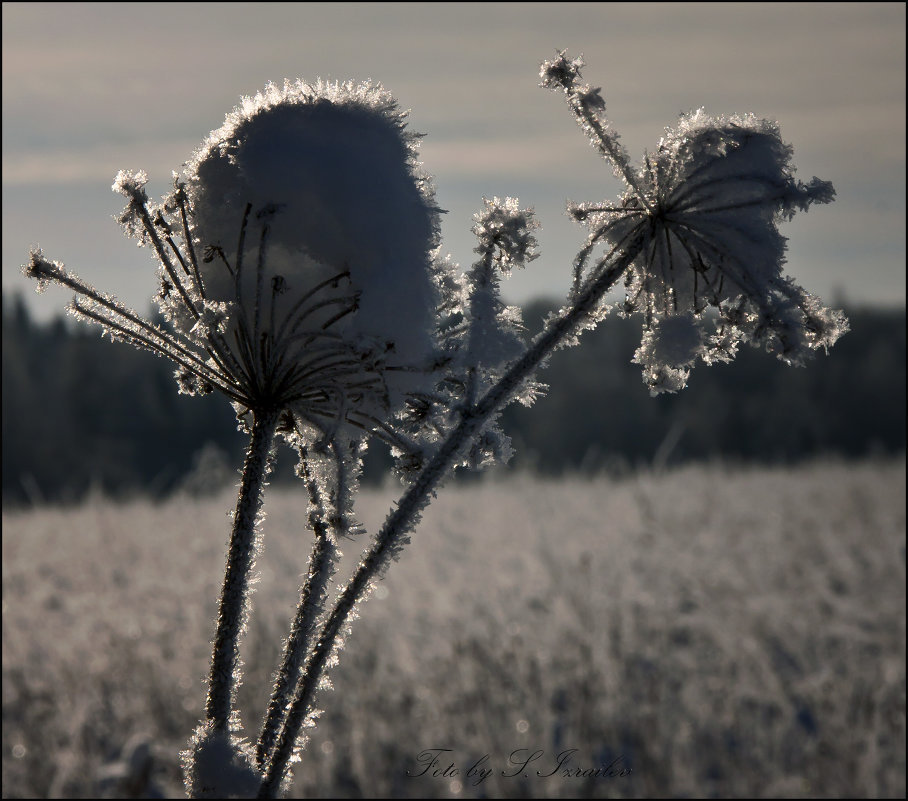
<box><xmin>2</xmin><ymin>293</ymin><xmax>905</xmax><ymax>506</ymax></box>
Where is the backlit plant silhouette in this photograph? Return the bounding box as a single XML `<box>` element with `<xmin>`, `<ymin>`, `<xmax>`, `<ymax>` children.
<box><xmin>23</xmin><ymin>51</ymin><xmax>847</xmax><ymax>797</ymax></box>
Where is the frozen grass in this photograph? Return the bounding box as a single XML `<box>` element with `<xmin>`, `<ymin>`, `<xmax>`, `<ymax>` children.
<box><xmin>2</xmin><ymin>459</ymin><xmax>905</xmax><ymax>798</ymax></box>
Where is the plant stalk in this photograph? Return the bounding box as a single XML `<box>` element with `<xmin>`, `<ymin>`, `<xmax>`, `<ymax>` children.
<box><xmin>256</xmin><ymin>445</ymin><xmax>341</xmax><ymax>767</ymax></box>
<box><xmin>206</xmin><ymin>408</ymin><xmax>280</xmax><ymax>731</ymax></box>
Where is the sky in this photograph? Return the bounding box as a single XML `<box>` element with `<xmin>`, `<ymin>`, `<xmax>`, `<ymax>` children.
<box><xmin>3</xmin><ymin>2</ymin><xmax>905</xmax><ymax>322</ymax></box>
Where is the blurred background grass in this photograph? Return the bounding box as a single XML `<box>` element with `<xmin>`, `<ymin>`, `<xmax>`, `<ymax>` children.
<box><xmin>3</xmin><ymin>460</ymin><xmax>904</xmax><ymax>797</ymax></box>
<box><xmin>3</xmin><ymin>291</ymin><xmax>905</xmax><ymax>797</ymax></box>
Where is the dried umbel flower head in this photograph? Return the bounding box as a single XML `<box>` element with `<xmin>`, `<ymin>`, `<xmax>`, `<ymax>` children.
<box><xmin>542</xmin><ymin>50</ymin><xmax>848</xmax><ymax>394</ymax></box>
<box><xmin>27</xmin><ymin>79</ymin><xmax>442</xmax><ymax>443</ymax></box>
<box><xmin>183</xmin><ymin>80</ymin><xmax>440</xmax><ymax>371</ymax></box>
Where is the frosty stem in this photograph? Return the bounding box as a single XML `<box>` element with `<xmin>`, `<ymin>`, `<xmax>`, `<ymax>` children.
<box><xmin>256</xmin><ymin>442</ymin><xmax>344</xmax><ymax>767</ymax></box>
<box><xmin>206</xmin><ymin>409</ymin><xmax>279</xmax><ymax>731</ymax></box>
<box><xmin>258</xmin><ymin>234</ymin><xmax>645</xmax><ymax>797</ymax></box>
<box><xmin>567</xmin><ymin>87</ymin><xmax>651</xmax><ymax>212</ymax></box>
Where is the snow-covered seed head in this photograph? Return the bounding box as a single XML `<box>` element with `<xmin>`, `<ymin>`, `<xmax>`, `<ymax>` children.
<box><xmin>546</xmin><ymin>51</ymin><xmax>848</xmax><ymax>394</ymax></box>
<box><xmin>184</xmin><ymin>80</ymin><xmax>440</xmax><ymax>367</ymax></box>
<box><xmin>610</xmin><ymin>110</ymin><xmax>836</xmax><ymax>314</ymax></box>
<box><xmin>103</xmin><ymin>80</ymin><xmax>444</xmax><ymax>441</ymax></box>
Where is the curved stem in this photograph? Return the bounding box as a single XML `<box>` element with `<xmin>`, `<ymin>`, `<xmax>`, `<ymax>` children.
<box><xmin>257</xmin><ymin>234</ymin><xmax>645</xmax><ymax>797</ymax></box>
<box><xmin>206</xmin><ymin>408</ymin><xmax>280</xmax><ymax>731</ymax></box>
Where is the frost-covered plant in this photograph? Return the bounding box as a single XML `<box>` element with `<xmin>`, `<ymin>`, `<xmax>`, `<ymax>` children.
<box><xmin>26</xmin><ymin>79</ymin><xmax>444</xmax><ymax>796</ymax></box>
<box><xmin>23</xmin><ymin>52</ymin><xmax>847</xmax><ymax>798</ymax></box>
<box><xmin>540</xmin><ymin>50</ymin><xmax>846</xmax><ymax>394</ymax></box>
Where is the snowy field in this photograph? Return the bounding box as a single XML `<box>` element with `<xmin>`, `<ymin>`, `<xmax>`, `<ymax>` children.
<box><xmin>3</xmin><ymin>459</ymin><xmax>905</xmax><ymax>798</ymax></box>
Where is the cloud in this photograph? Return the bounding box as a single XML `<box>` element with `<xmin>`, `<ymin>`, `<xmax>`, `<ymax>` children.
<box><xmin>2</xmin><ymin>139</ymin><xmax>199</xmax><ymax>187</ymax></box>
<box><xmin>3</xmin><ymin>2</ymin><xmax>903</xmax><ymax>310</ymax></box>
